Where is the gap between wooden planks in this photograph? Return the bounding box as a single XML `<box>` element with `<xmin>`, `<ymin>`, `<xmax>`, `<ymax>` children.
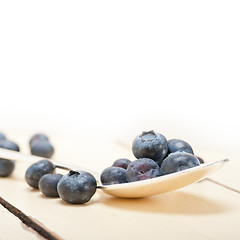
<box><xmin>0</xmin><ymin>196</ymin><xmax>62</xmax><ymax>240</ymax></box>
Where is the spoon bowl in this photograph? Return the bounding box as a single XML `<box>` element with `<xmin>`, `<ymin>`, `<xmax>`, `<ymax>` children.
<box><xmin>0</xmin><ymin>148</ymin><xmax>229</xmax><ymax>198</ymax></box>
<box><xmin>99</xmin><ymin>159</ymin><xmax>228</xmax><ymax>198</ymax></box>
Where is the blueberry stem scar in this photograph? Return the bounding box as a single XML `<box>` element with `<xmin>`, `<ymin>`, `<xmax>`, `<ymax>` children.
<box><xmin>0</xmin><ymin>196</ymin><xmax>62</xmax><ymax>240</ymax></box>
<box><xmin>68</xmin><ymin>170</ymin><xmax>80</xmax><ymax>176</ymax></box>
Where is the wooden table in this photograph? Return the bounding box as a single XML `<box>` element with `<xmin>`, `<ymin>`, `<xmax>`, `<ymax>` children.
<box><xmin>0</xmin><ymin>129</ymin><xmax>239</xmax><ymax>240</ymax></box>
<box><xmin>1</xmin><ymin>0</ymin><xmax>239</xmax><ymax>238</ymax></box>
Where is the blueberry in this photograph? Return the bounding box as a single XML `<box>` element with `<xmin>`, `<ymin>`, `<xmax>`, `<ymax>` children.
<box><xmin>0</xmin><ymin>159</ymin><xmax>15</xmax><ymax>177</ymax></box>
<box><xmin>38</xmin><ymin>173</ymin><xmax>63</xmax><ymax>197</ymax></box>
<box><xmin>29</xmin><ymin>133</ymin><xmax>49</xmax><ymax>146</ymax></box>
<box><xmin>0</xmin><ymin>139</ymin><xmax>19</xmax><ymax>177</ymax></box>
<box><xmin>160</xmin><ymin>151</ymin><xmax>200</xmax><ymax>175</ymax></box>
<box><xmin>30</xmin><ymin>141</ymin><xmax>54</xmax><ymax>158</ymax></box>
<box><xmin>0</xmin><ymin>132</ymin><xmax>7</xmax><ymax>141</ymax></box>
<box><xmin>167</xmin><ymin>139</ymin><xmax>194</xmax><ymax>155</ymax></box>
<box><xmin>0</xmin><ymin>140</ymin><xmax>20</xmax><ymax>152</ymax></box>
<box><xmin>132</xmin><ymin>130</ymin><xmax>168</xmax><ymax>165</ymax></box>
<box><xmin>57</xmin><ymin>170</ymin><xmax>97</xmax><ymax>204</ymax></box>
<box><xmin>112</xmin><ymin>158</ymin><xmax>131</xmax><ymax>169</ymax></box>
<box><xmin>126</xmin><ymin>158</ymin><xmax>161</xmax><ymax>182</ymax></box>
<box><xmin>25</xmin><ymin>160</ymin><xmax>55</xmax><ymax>189</ymax></box>
<box><xmin>101</xmin><ymin>167</ymin><xmax>128</xmax><ymax>185</ymax></box>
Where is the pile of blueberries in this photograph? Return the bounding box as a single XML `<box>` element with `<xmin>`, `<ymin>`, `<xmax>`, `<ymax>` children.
<box><xmin>100</xmin><ymin>130</ymin><xmax>204</xmax><ymax>185</ymax></box>
<box><xmin>0</xmin><ymin>130</ymin><xmax>204</xmax><ymax>205</ymax></box>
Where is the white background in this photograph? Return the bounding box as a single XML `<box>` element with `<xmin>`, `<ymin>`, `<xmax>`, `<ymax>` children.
<box><xmin>0</xmin><ymin>1</ymin><xmax>239</xmax><ymax>158</ymax></box>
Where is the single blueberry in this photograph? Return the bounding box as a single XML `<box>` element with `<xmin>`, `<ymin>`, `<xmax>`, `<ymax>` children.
<box><xmin>112</xmin><ymin>158</ymin><xmax>131</xmax><ymax>169</ymax></box>
<box><xmin>57</xmin><ymin>170</ymin><xmax>97</xmax><ymax>204</ymax></box>
<box><xmin>38</xmin><ymin>173</ymin><xmax>63</xmax><ymax>197</ymax></box>
<box><xmin>30</xmin><ymin>141</ymin><xmax>54</xmax><ymax>158</ymax></box>
<box><xmin>160</xmin><ymin>151</ymin><xmax>200</xmax><ymax>175</ymax></box>
<box><xmin>132</xmin><ymin>130</ymin><xmax>168</xmax><ymax>166</ymax></box>
<box><xmin>0</xmin><ymin>139</ymin><xmax>19</xmax><ymax>177</ymax></box>
<box><xmin>0</xmin><ymin>140</ymin><xmax>20</xmax><ymax>152</ymax></box>
<box><xmin>25</xmin><ymin>159</ymin><xmax>55</xmax><ymax>189</ymax></box>
<box><xmin>29</xmin><ymin>133</ymin><xmax>49</xmax><ymax>146</ymax></box>
<box><xmin>0</xmin><ymin>159</ymin><xmax>15</xmax><ymax>177</ymax></box>
<box><xmin>0</xmin><ymin>132</ymin><xmax>7</xmax><ymax>141</ymax></box>
<box><xmin>167</xmin><ymin>139</ymin><xmax>194</xmax><ymax>155</ymax></box>
<box><xmin>101</xmin><ymin>167</ymin><xmax>128</xmax><ymax>185</ymax></box>
<box><xmin>126</xmin><ymin>158</ymin><xmax>161</xmax><ymax>182</ymax></box>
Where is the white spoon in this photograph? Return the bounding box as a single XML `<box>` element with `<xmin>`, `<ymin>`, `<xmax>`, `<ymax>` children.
<box><xmin>0</xmin><ymin>148</ymin><xmax>229</xmax><ymax>198</ymax></box>
<box><xmin>99</xmin><ymin>159</ymin><xmax>229</xmax><ymax>198</ymax></box>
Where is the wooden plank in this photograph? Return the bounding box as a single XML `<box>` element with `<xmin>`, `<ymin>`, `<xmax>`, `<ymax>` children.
<box><xmin>0</xmin><ymin>128</ymin><xmax>239</xmax><ymax>239</ymax></box>
<box><xmin>0</xmin><ymin>204</ymin><xmax>40</xmax><ymax>240</ymax></box>
<box><xmin>0</xmin><ymin>142</ymin><xmax>239</xmax><ymax>240</ymax></box>
<box><xmin>1</xmin><ymin>172</ymin><xmax>240</xmax><ymax>240</ymax></box>
<box><xmin>0</xmin><ymin>196</ymin><xmax>62</xmax><ymax>240</ymax></box>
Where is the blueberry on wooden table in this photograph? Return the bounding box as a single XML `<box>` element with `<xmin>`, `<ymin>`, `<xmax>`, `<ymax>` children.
<box><xmin>0</xmin><ymin>132</ymin><xmax>7</xmax><ymax>141</ymax></box>
<box><xmin>30</xmin><ymin>141</ymin><xmax>54</xmax><ymax>158</ymax></box>
<box><xmin>112</xmin><ymin>158</ymin><xmax>131</xmax><ymax>169</ymax></box>
<box><xmin>160</xmin><ymin>151</ymin><xmax>200</xmax><ymax>175</ymax></box>
<box><xmin>101</xmin><ymin>167</ymin><xmax>128</xmax><ymax>185</ymax></box>
<box><xmin>126</xmin><ymin>158</ymin><xmax>161</xmax><ymax>182</ymax></box>
<box><xmin>29</xmin><ymin>133</ymin><xmax>54</xmax><ymax>158</ymax></box>
<box><xmin>29</xmin><ymin>133</ymin><xmax>49</xmax><ymax>146</ymax></box>
<box><xmin>0</xmin><ymin>159</ymin><xmax>15</xmax><ymax>177</ymax></box>
<box><xmin>0</xmin><ymin>139</ymin><xmax>20</xmax><ymax>152</ymax></box>
<box><xmin>57</xmin><ymin>170</ymin><xmax>97</xmax><ymax>204</ymax></box>
<box><xmin>132</xmin><ymin>130</ymin><xmax>168</xmax><ymax>166</ymax></box>
<box><xmin>38</xmin><ymin>173</ymin><xmax>63</xmax><ymax>197</ymax></box>
<box><xmin>0</xmin><ymin>139</ymin><xmax>20</xmax><ymax>177</ymax></box>
<box><xmin>25</xmin><ymin>160</ymin><xmax>56</xmax><ymax>189</ymax></box>
<box><xmin>167</xmin><ymin>139</ymin><xmax>194</xmax><ymax>155</ymax></box>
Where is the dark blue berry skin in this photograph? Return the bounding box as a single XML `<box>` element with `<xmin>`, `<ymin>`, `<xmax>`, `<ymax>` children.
<box><xmin>112</xmin><ymin>158</ymin><xmax>131</xmax><ymax>169</ymax></box>
<box><xmin>25</xmin><ymin>160</ymin><xmax>55</xmax><ymax>189</ymax></box>
<box><xmin>0</xmin><ymin>133</ymin><xmax>7</xmax><ymax>141</ymax></box>
<box><xmin>0</xmin><ymin>139</ymin><xmax>19</xmax><ymax>177</ymax></box>
<box><xmin>29</xmin><ymin>133</ymin><xmax>49</xmax><ymax>146</ymax></box>
<box><xmin>0</xmin><ymin>140</ymin><xmax>20</xmax><ymax>152</ymax></box>
<box><xmin>57</xmin><ymin>170</ymin><xmax>97</xmax><ymax>204</ymax></box>
<box><xmin>101</xmin><ymin>167</ymin><xmax>128</xmax><ymax>185</ymax></box>
<box><xmin>0</xmin><ymin>159</ymin><xmax>15</xmax><ymax>177</ymax></box>
<box><xmin>132</xmin><ymin>130</ymin><xmax>168</xmax><ymax>166</ymax></box>
<box><xmin>160</xmin><ymin>151</ymin><xmax>200</xmax><ymax>175</ymax></box>
<box><xmin>30</xmin><ymin>141</ymin><xmax>54</xmax><ymax>158</ymax></box>
<box><xmin>126</xmin><ymin>158</ymin><xmax>161</xmax><ymax>182</ymax></box>
<box><xmin>38</xmin><ymin>173</ymin><xmax>63</xmax><ymax>197</ymax></box>
<box><xmin>167</xmin><ymin>139</ymin><xmax>194</xmax><ymax>155</ymax></box>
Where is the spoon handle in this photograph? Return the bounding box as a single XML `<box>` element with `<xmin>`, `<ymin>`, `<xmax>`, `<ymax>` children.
<box><xmin>0</xmin><ymin>148</ymin><xmax>101</xmax><ymax>183</ymax></box>
<box><xmin>0</xmin><ymin>148</ymin><xmax>43</xmax><ymax>162</ymax></box>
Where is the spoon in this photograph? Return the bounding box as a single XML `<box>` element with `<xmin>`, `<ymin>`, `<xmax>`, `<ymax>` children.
<box><xmin>0</xmin><ymin>148</ymin><xmax>229</xmax><ymax>198</ymax></box>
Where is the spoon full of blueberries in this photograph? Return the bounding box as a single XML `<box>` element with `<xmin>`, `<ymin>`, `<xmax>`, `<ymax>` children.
<box><xmin>0</xmin><ymin>131</ymin><xmax>229</xmax><ymax>204</ymax></box>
